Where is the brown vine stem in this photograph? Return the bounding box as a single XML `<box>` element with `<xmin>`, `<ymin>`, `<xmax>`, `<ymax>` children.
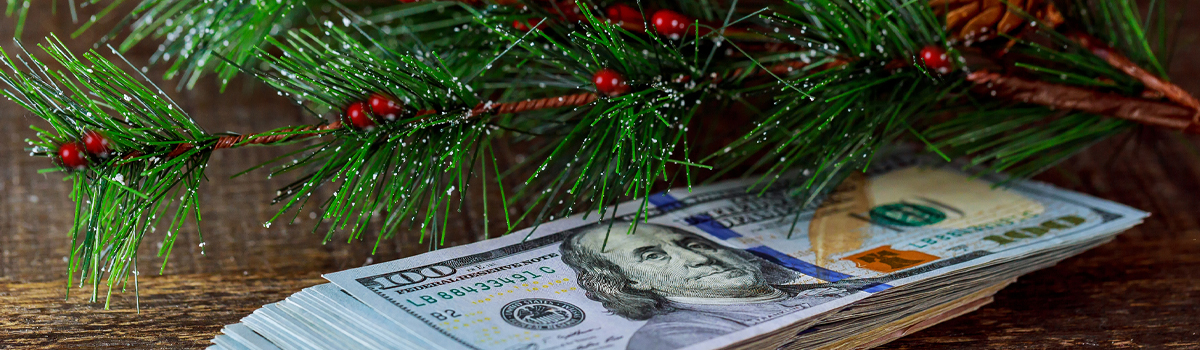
<box><xmin>121</xmin><ymin>46</ymin><xmax>1199</xmax><ymax>163</ymax></box>
<box><xmin>1068</xmin><ymin>32</ymin><xmax>1200</xmax><ymax>122</ymax></box>
<box><xmin>119</xmin><ymin>58</ymin><xmax>842</xmax><ymax>162</ymax></box>
<box><xmin>967</xmin><ymin>70</ymin><xmax>1200</xmax><ymax>134</ymax></box>
<box><xmin>119</xmin><ymin>93</ymin><xmax>597</xmax><ymax>161</ymax></box>
<box><xmin>965</xmin><ymin>32</ymin><xmax>1200</xmax><ymax>134</ymax></box>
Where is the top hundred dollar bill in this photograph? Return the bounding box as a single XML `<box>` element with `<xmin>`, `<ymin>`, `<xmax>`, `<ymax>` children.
<box><xmin>325</xmin><ymin>155</ymin><xmax>1147</xmax><ymax>350</ymax></box>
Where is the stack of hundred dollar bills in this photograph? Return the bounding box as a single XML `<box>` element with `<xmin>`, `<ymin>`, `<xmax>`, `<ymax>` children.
<box><xmin>209</xmin><ymin>155</ymin><xmax>1146</xmax><ymax>350</ymax></box>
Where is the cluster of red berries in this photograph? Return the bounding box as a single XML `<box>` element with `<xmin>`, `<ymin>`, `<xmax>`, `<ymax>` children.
<box><xmin>56</xmin><ymin>130</ymin><xmax>113</xmax><ymax>170</ymax></box>
<box><xmin>511</xmin><ymin>2</ymin><xmax>697</xmax><ymax>39</ymax></box>
<box><xmin>343</xmin><ymin>93</ymin><xmax>408</xmax><ymax>130</ymax></box>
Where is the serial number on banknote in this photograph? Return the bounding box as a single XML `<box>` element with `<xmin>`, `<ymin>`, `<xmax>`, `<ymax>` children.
<box><xmin>904</xmin><ymin>214</ymin><xmax>1084</xmax><ymax>249</ymax></box>
<box><xmin>398</xmin><ymin>266</ymin><xmax>559</xmax><ymax>307</ymax></box>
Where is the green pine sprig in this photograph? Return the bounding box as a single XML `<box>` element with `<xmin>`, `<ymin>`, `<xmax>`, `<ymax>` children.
<box><xmin>253</xmin><ymin>24</ymin><xmax>489</xmax><ymax>247</ymax></box>
<box><xmin>98</xmin><ymin>0</ymin><xmax>314</xmax><ymax>89</ymax></box>
<box><xmin>708</xmin><ymin>0</ymin><xmax>1184</xmax><ymax>203</ymax></box>
<box><xmin>248</xmin><ymin>4</ymin><xmax>742</xmax><ymax>247</ymax></box>
<box><xmin>708</xmin><ymin>0</ymin><xmax>952</xmax><ymax>199</ymax></box>
<box><xmin>0</xmin><ymin>36</ymin><xmax>215</xmax><ymax>306</ymax></box>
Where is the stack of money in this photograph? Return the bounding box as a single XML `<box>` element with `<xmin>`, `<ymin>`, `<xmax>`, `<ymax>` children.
<box><xmin>208</xmin><ymin>156</ymin><xmax>1145</xmax><ymax>350</ymax></box>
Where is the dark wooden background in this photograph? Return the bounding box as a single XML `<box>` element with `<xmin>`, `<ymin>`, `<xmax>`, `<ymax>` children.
<box><xmin>1</xmin><ymin>3</ymin><xmax>1198</xmax><ymax>349</ymax></box>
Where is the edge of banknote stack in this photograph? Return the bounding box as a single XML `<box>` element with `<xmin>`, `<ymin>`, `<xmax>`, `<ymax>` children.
<box><xmin>207</xmin><ymin>153</ymin><xmax>1148</xmax><ymax>350</ymax></box>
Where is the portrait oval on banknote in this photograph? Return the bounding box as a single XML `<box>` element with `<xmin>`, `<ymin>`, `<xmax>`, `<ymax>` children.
<box><xmin>500</xmin><ymin>298</ymin><xmax>586</xmax><ymax>330</ymax></box>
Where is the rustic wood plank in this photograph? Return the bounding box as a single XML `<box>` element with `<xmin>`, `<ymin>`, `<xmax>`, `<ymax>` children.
<box><xmin>0</xmin><ymin>273</ymin><xmax>326</xmax><ymax>349</ymax></box>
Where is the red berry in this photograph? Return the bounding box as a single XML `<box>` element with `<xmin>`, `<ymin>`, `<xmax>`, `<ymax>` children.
<box><xmin>57</xmin><ymin>142</ymin><xmax>88</xmax><ymax>169</ymax></box>
<box><xmin>556</xmin><ymin>0</ymin><xmax>585</xmax><ymax>22</ymax></box>
<box><xmin>651</xmin><ymin>9</ymin><xmax>691</xmax><ymax>38</ymax></box>
<box><xmin>396</xmin><ymin>0</ymin><xmax>419</xmax><ymax>3</ymax></box>
<box><xmin>919</xmin><ymin>45</ymin><xmax>952</xmax><ymax>73</ymax></box>
<box><xmin>81</xmin><ymin>129</ymin><xmax>112</xmax><ymax>158</ymax></box>
<box><xmin>82</xmin><ymin>130</ymin><xmax>112</xmax><ymax>158</ymax></box>
<box><xmin>593</xmin><ymin>68</ymin><xmax>630</xmax><ymax>96</ymax></box>
<box><xmin>606</xmin><ymin>4</ymin><xmax>641</xmax><ymax>23</ymax></box>
<box><xmin>344</xmin><ymin>101</ymin><xmax>376</xmax><ymax>129</ymax></box>
<box><xmin>368</xmin><ymin>93</ymin><xmax>405</xmax><ymax>122</ymax></box>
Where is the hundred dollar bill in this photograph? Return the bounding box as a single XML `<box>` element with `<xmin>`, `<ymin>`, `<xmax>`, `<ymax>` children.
<box><xmin>324</xmin><ymin>155</ymin><xmax>1146</xmax><ymax>350</ymax></box>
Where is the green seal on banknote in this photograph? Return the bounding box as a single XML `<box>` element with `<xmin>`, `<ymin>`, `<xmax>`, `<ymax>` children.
<box><xmin>869</xmin><ymin>203</ymin><xmax>947</xmax><ymax>227</ymax></box>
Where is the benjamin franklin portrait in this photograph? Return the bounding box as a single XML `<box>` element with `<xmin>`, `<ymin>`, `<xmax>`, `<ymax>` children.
<box><xmin>559</xmin><ymin>222</ymin><xmax>853</xmax><ymax>350</ymax></box>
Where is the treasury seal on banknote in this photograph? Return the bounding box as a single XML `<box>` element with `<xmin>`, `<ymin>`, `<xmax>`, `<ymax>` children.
<box><xmin>500</xmin><ymin>298</ymin><xmax>586</xmax><ymax>330</ymax></box>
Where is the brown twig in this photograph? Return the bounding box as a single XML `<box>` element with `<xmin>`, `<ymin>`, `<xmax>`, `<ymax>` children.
<box><xmin>1068</xmin><ymin>32</ymin><xmax>1200</xmax><ymax>122</ymax></box>
<box><xmin>967</xmin><ymin>70</ymin><xmax>1200</xmax><ymax>134</ymax></box>
<box><xmin>471</xmin><ymin>92</ymin><xmax>599</xmax><ymax>115</ymax></box>
<box><xmin>122</xmin><ymin>122</ymin><xmax>347</xmax><ymax>160</ymax></box>
<box><xmin>117</xmin><ymin>58</ymin><xmax>841</xmax><ymax>162</ymax></box>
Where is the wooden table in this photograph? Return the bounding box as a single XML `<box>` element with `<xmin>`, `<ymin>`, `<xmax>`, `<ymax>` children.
<box><xmin>2</xmin><ymin>5</ymin><xmax>1198</xmax><ymax>349</ymax></box>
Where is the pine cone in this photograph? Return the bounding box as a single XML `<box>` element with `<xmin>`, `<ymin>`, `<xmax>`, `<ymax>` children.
<box><xmin>930</xmin><ymin>0</ymin><xmax>1064</xmax><ymax>43</ymax></box>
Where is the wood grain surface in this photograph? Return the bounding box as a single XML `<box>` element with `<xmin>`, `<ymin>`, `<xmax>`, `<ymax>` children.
<box><xmin>1</xmin><ymin>3</ymin><xmax>1198</xmax><ymax>349</ymax></box>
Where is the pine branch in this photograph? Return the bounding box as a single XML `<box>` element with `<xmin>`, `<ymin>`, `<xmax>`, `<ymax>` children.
<box><xmin>0</xmin><ymin>2</ymin><xmax>793</xmax><ymax>299</ymax></box>
<box><xmin>715</xmin><ymin>0</ymin><xmax>1199</xmax><ymax>193</ymax></box>
<box><xmin>0</xmin><ymin>37</ymin><xmax>213</xmax><ymax>304</ymax></box>
<box><xmin>243</xmin><ymin>9</ymin><xmax>786</xmax><ymax>243</ymax></box>
<box><xmin>96</xmin><ymin>0</ymin><xmax>314</xmax><ymax>89</ymax></box>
